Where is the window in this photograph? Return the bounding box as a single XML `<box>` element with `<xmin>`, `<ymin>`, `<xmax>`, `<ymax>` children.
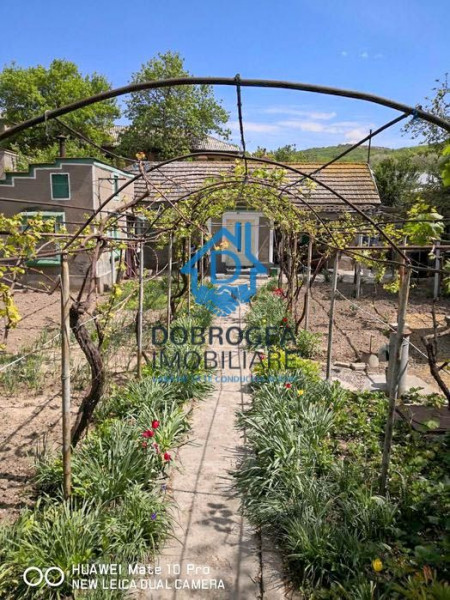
<box><xmin>107</xmin><ymin>225</ymin><xmax>121</xmax><ymax>259</ymax></box>
<box><xmin>21</xmin><ymin>211</ymin><xmax>65</xmax><ymax>266</ymax></box>
<box><xmin>51</xmin><ymin>173</ymin><xmax>70</xmax><ymax>199</ymax></box>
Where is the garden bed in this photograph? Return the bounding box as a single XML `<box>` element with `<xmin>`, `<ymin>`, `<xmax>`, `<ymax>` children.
<box><xmin>234</xmin><ymin>281</ymin><xmax>449</xmax><ymax>598</ymax></box>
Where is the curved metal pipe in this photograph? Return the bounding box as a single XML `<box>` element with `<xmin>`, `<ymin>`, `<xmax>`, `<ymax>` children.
<box><xmin>0</xmin><ymin>76</ymin><xmax>449</xmax><ymax>142</ymax></box>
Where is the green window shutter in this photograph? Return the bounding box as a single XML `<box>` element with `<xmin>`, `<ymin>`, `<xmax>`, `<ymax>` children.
<box><xmin>51</xmin><ymin>173</ymin><xmax>70</xmax><ymax>199</ymax></box>
<box><xmin>21</xmin><ymin>211</ymin><xmax>65</xmax><ymax>266</ymax></box>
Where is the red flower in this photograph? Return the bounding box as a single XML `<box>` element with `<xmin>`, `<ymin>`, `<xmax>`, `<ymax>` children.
<box><xmin>142</xmin><ymin>441</ymin><xmax>148</xmax><ymax>449</ymax></box>
<box><xmin>273</xmin><ymin>288</ymin><xmax>284</xmax><ymax>297</ymax></box>
<box><xmin>164</xmin><ymin>452</ymin><xmax>172</xmax><ymax>462</ymax></box>
<box><xmin>152</xmin><ymin>420</ymin><xmax>160</xmax><ymax>429</ymax></box>
<box><xmin>142</xmin><ymin>429</ymin><xmax>154</xmax><ymax>438</ymax></box>
<box><xmin>260</xmin><ymin>353</ymin><xmax>266</xmax><ymax>361</ymax></box>
<box><xmin>284</xmin><ymin>383</ymin><xmax>292</xmax><ymax>389</ymax></box>
<box><xmin>282</xmin><ymin>317</ymin><xmax>288</xmax><ymax>323</ymax></box>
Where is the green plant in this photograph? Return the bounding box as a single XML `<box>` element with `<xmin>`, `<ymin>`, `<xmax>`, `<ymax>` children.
<box><xmin>253</xmin><ymin>347</ymin><xmax>321</xmax><ymax>381</ymax></box>
<box><xmin>295</xmin><ymin>329</ymin><xmax>321</xmax><ymax>358</ymax></box>
<box><xmin>105</xmin><ymin>484</ymin><xmax>169</xmax><ymax>562</ymax></box>
<box><xmin>36</xmin><ymin>420</ymin><xmax>164</xmax><ymax>503</ymax></box>
<box><xmin>0</xmin><ymin>500</ymin><xmax>104</xmax><ymax>599</ymax></box>
<box><xmin>95</xmin><ymin>378</ymin><xmax>174</xmax><ymax>421</ymax></box>
<box><xmin>245</xmin><ymin>291</ymin><xmax>291</xmax><ymax>348</ymax></box>
<box><xmin>235</xmin><ymin>371</ymin><xmax>449</xmax><ymax>597</ymax></box>
<box><xmin>121</xmin><ymin>277</ymin><xmax>168</xmax><ymax>311</ymax></box>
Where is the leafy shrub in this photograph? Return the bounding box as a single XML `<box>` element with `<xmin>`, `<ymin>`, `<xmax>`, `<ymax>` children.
<box><xmin>245</xmin><ymin>288</ymin><xmax>291</xmax><ymax>348</ymax></box>
<box><xmin>95</xmin><ymin>378</ymin><xmax>174</xmax><ymax>421</ymax></box>
<box><xmin>178</xmin><ymin>302</ymin><xmax>215</xmax><ymax>329</ymax></box>
<box><xmin>35</xmin><ymin>416</ymin><xmax>181</xmax><ymax>504</ymax></box>
<box><xmin>253</xmin><ymin>347</ymin><xmax>321</xmax><ymax>381</ymax></box>
<box><xmin>295</xmin><ymin>329</ymin><xmax>321</xmax><ymax>358</ymax></box>
<box><xmin>121</xmin><ymin>276</ymin><xmax>168</xmax><ymax>311</ymax></box>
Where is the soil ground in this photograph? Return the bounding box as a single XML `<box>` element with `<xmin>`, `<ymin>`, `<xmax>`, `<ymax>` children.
<box><xmin>303</xmin><ymin>279</ymin><xmax>450</xmax><ymax>392</ymax></box>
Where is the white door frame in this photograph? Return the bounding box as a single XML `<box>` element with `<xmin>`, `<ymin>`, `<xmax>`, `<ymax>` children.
<box><xmin>222</xmin><ymin>211</ymin><xmax>261</xmax><ymax>264</ymax></box>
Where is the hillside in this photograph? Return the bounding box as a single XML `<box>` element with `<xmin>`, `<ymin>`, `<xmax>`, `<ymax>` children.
<box><xmin>262</xmin><ymin>144</ymin><xmax>432</xmax><ymax>165</ymax></box>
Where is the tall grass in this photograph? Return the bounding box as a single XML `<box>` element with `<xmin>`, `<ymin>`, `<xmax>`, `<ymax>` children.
<box><xmin>235</xmin><ymin>368</ymin><xmax>449</xmax><ymax>597</ymax></box>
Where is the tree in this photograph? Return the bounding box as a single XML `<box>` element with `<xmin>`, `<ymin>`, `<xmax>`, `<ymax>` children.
<box><xmin>0</xmin><ymin>59</ymin><xmax>119</xmax><ymax>160</ymax></box>
<box><xmin>119</xmin><ymin>52</ymin><xmax>230</xmax><ymax>159</ymax></box>
<box><xmin>374</xmin><ymin>156</ymin><xmax>419</xmax><ymax>209</ymax></box>
<box><xmin>403</xmin><ymin>74</ymin><xmax>449</xmax><ymax>146</ymax></box>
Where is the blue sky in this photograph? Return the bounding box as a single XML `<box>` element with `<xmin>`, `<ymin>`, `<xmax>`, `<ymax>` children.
<box><xmin>1</xmin><ymin>0</ymin><xmax>448</xmax><ymax>150</ymax></box>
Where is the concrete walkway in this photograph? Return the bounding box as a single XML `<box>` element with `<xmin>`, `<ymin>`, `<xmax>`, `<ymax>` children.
<box><xmin>134</xmin><ymin>304</ymin><xmax>286</xmax><ymax>600</ymax></box>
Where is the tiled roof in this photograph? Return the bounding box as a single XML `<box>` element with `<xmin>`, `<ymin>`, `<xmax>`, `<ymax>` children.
<box><xmin>129</xmin><ymin>161</ymin><xmax>381</xmax><ymax>212</ymax></box>
<box><xmin>108</xmin><ymin>126</ymin><xmax>238</xmax><ymax>153</ymax></box>
<box><xmin>192</xmin><ymin>136</ymin><xmax>239</xmax><ymax>152</ymax></box>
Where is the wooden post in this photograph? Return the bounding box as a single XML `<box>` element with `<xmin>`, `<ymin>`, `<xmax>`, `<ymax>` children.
<box><xmin>326</xmin><ymin>251</ymin><xmax>340</xmax><ymax>380</ymax></box>
<box><xmin>200</xmin><ymin>231</ymin><xmax>204</xmax><ymax>284</ymax></box>
<box><xmin>60</xmin><ymin>253</ymin><xmax>71</xmax><ymax>499</ymax></box>
<box><xmin>137</xmin><ymin>241</ymin><xmax>144</xmax><ymax>379</ymax></box>
<box><xmin>434</xmin><ymin>241</ymin><xmax>441</xmax><ymax>300</ymax></box>
<box><xmin>110</xmin><ymin>248</ymin><xmax>116</xmax><ymax>287</ymax></box>
<box><xmin>187</xmin><ymin>235</ymin><xmax>191</xmax><ymax>315</ymax></box>
<box><xmin>167</xmin><ymin>233</ymin><xmax>173</xmax><ymax>333</ymax></box>
<box><xmin>304</xmin><ymin>236</ymin><xmax>313</xmax><ymax>330</ymax></box>
<box><xmin>355</xmin><ymin>233</ymin><xmax>363</xmax><ymax>299</ymax></box>
<box><xmin>380</xmin><ymin>262</ymin><xmax>411</xmax><ymax>495</ymax></box>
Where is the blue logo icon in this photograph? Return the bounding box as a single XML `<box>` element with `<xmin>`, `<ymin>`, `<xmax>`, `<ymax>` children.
<box><xmin>181</xmin><ymin>223</ymin><xmax>267</xmax><ymax>316</ymax></box>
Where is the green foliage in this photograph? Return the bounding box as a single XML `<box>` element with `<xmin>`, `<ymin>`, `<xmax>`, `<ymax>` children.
<box><xmin>441</xmin><ymin>144</ymin><xmax>450</xmax><ymax>187</ymax></box>
<box><xmin>403</xmin><ymin>202</ymin><xmax>444</xmax><ymax>244</ymax></box>
<box><xmin>0</xmin><ymin>328</ymin><xmax>59</xmax><ymax>391</ymax></box>
<box><xmin>253</xmin><ymin>348</ymin><xmax>321</xmax><ymax>381</ymax></box>
<box><xmin>402</xmin><ymin>75</ymin><xmax>449</xmax><ymax>146</ymax></box>
<box><xmin>235</xmin><ymin>371</ymin><xmax>449</xmax><ymax>597</ymax></box>
<box><xmin>245</xmin><ymin>286</ymin><xmax>291</xmax><ymax>348</ymax></box>
<box><xmin>102</xmin><ymin>484</ymin><xmax>169</xmax><ymax>562</ymax></box>
<box><xmin>95</xmin><ymin>377</ymin><xmax>173</xmax><ymax>421</ymax></box>
<box><xmin>0</xmin><ymin>490</ymin><xmax>170</xmax><ymax>599</ymax></box>
<box><xmin>119</xmin><ymin>51</ymin><xmax>229</xmax><ymax>159</ymax></box>
<box><xmin>0</xmin><ymin>213</ymin><xmax>65</xmax><ymax>342</ymax></box>
<box><xmin>120</xmin><ymin>276</ymin><xmax>168</xmax><ymax>311</ymax></box>
<box><xmin>252</xmin><ymin>142</ymin><xmax>432</xmax><ymax>164</ymax></box>
<box><xmin>0</xmin><ymin>59</ymin><xmax>119</xmax><ymax>161</ymax></box>
<box><xmin>295</xmin><ymin>329</ymin><xmax>322</xmax><ymax>359</ymax></box>
<box><xmin>0</xmin><ymin>500</ymin><xmax>104</xmax><ymax>599</ymax></box>
<box><xmin>1</xmin><ymin>300</ymin><xmax>217</xmax><ymax>598</ymax></box>
<box><xmin>374</xmin><ymin>157</ymin><xmax>419</xmax><ymax>209</ymax></box>
<box><xmin>142</xmin><ymin>308</ymin><xmax>215</xmax><ymax>400</ymax></box>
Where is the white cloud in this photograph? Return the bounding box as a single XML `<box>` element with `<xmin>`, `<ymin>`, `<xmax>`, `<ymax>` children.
<box><xmin>278</xmin><ymin>120</ymin><xmax>373</xmax><ymax>138</ymax></box>
<box><xmin>278</xmin><ymin>120</ymin><xmax>326</xmax><ymax>132</ymax></box>
<box><xmin>360</xmin><ymin>51</ymin><xmax>369</xmax><ymax>59</ymax></box>
<box><xmin>341</xmin><ymin>50</ymin><xmax>348</xmax><ymax>57</ymax></box>
<box><xmin>228</xmin><ymin>113</ymin><xmax>376</xmax><ymax>146</ymax></box>
<box><xmin>374</xmin><ymin>53</ymin><xmax>384</xmax><ymax>59</ymax></box>
<box><xmin>344</xmin><ymin>127</ymin><xmax>371</xmax><ymax>143</ymax></box>
<box><xmin>263</xmin><ymin>107</ymin><xmax>337</xmax><ymax>120</ymax></box>
<box><xmin>229</xmin><ymin>120</ymin><xmax>280</xmax><ymax>134</ymax></box>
